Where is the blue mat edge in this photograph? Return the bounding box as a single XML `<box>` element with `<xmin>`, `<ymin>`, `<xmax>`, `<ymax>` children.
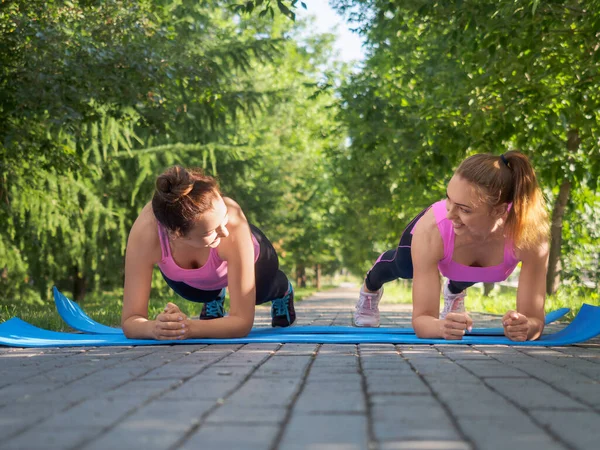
<box><xmin>1</xmin><ymin>304</ymin><xmax>598</xmax><ymax>347</ymax></box>
<box><xmin>53</xmin><ymin>287</ymin><xmax>121</xmax><ymax>335</ymax></box>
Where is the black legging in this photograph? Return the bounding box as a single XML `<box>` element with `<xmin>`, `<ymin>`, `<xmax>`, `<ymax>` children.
<box><xmin>161</xmin><ymin>224</ymin><xmax>289</xmax><ymax>304</ymax></box>
<box><xmin>364</xmin><ymin>207</ymin><xmax>476</xmax><ymax>294</ymax></box>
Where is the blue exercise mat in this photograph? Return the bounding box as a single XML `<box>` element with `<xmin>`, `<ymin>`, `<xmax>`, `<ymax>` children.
<box><xmin>53</xmin><ymin>287</ymin><xmax>121</xmax><ymax>335</ymax></box>
<box><xmin>52</xmin><ymin>287</ymin><xmax>570</xmax><ymax>337</ymax></box>
<box><xmin>1</xmin><ymin>304</ymin><xmax>599</xmax><ymax>347</ymax></box>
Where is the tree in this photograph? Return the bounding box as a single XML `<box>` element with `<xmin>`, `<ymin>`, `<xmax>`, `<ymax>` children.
<box><xmin>331</xmin><ymin>0</ymin><xmax>600</xmax><ymax>291</ymax></box>
<box><xmin>0</xmin><ymin>0</ymin><xmax>347</xmax><ymax>303</ymax></box>
<box><xmin>0</xmin><ymin>0</ymin><xmax>287</xmax><ymax>302</ymax></box>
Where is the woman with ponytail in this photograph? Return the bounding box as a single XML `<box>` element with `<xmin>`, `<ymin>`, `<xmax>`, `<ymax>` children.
<box><xmin>122</xmin><ymin>166</ymin><xmax>295</xmax><ymax>340</ymax></box>
<box><xmin>354</xmin><ymin>151</ymin><xmax>550</xmax><ymax>341</ymax></box>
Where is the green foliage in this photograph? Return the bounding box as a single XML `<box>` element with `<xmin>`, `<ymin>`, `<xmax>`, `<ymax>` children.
<box><xmin>330</xmin><ymin>0</ymin><xmax>600</xmax><ymax>283</ymax></box>
<box><xmin>0</xmin><ymin>0</ymin><xmax>345</xmax><ymax>307</ymax></box>
<box><xmin>232</xmin><ymin>0</ymin><xmax>304</xmax><ymax>20</ymax></box>
<box><xmin>560</xmin><ymin>187</ymin><xmax>600</xmax><ymax>287</ymax></box>
<box><xmin>5</xmin><ymin>0</ymin><xmax>596</xmax><ymax>315</ymax></box>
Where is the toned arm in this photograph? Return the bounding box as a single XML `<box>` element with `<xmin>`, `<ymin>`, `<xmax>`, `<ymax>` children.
<box><xmin>411</xmin><ymin>210</ymin><xmax>445</xmax><ymax>338</ymax></box>
<box><xmin>122</xmin><ymin>204</ymin><xmax>186</xmax><ymax>340</ymax></box>
<box><xmin>186</xmin><ymin>198</ymin><xmax>256</xmax><ymax>338</ymax></box>
<box><xmin>121</xmin><ymin>204</ymin><xmax>163</xmax><ymax>338</ymax></box>
<box><xmin>508</xmin><ymin>240</ymin><xmax>549</xmax><ymax>341</ymax></box>
<box><xmin>411</xmin><ymin>209</ymin><xmax>474</xmax><ymax>339</ymax></box>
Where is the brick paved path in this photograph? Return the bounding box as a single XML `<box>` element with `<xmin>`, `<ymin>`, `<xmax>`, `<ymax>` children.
<box><xmin>1</xmin><ymin>287</ymin><xmax>600</xmax><ymax>450</ymax></box>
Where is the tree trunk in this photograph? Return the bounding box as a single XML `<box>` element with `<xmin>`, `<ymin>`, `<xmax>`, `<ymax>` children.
<box><xmin>296</xmin><ymin>265</ymin><xmax>306</xmax><ymax>288</ymax></box>
<box><xmin>483</xmin><ymin>282</ymin><xmax>494</xmax><ymax>296</ymax></box>
<box><xmin>546</xmin><ymin>129</ymin><xmax>579</xmax><ymax>295</ymax></box>
<box><xmin>72</xmin><ymin>265</ymin><xmax>88</xmax><ymax>302</ymax></box>
<box><xmin>314</xmin><ymin>264</ymin><xmax>321</xmax><ymax>290</ymax></box>
<box><xmin>546</xmin><ymin>180</ymin><xmax>570</xmax><ymax>295</ymax></box>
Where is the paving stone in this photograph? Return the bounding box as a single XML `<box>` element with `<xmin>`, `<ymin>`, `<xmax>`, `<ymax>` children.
<box><xmin>531</xmin><ymin>409</ymin><xmax>600</xmax><ymax>449</ymax></box>
<box><xmin>562</xmin><ymin>346</ymin><xmax>600</xmax><ymax>362</ymax></box>
<box><xmin>365</xmin><ymin>373</ymin><xmax>430</xmax><ymax>395</ymax></box>
<box><xmin>428</xmin><ymin>382</ymin><xmax>523</xmax><ymax>418</ymax></box>
<box><xmin>409</xmin><ymin>358</ymin><xmax>476</xmax><ymax>377</ymax></box>
<box><xmin>82</xmin><ymin>428</ymin><xmax>182</xmax><ymax>450</ymax></box>
<box><xmin>484</xmin><ymin>378</ymin><xmax>589</xmax><ymax>410</ymax></box>
<box><xmin>371</xmin><ymin>395</ymin><xmax>461</xmax><ymax>441</ymax></box>
<box><xmin>359</xmin><ymin>344</ymin><xmax>398</xmax><ymax>353</ymax></box>
<box><xmin>273</xmin><ymin>344</ymin><xmax>318</xmax><ymax>355</ymax></box>
<box><xmin>77</xmin><ymin>398</ymin><xmax>216</xmax><ymax>449</ymax></box>
<box><xmin>398</xmin><ymin>347</ymin><xmax>445</xmax><ymax>358</ymax></box>
<box><xmin>224</xmin><ymin>377</ymin><xmax>303</xmax><ymax>407</ymax></box>
<box><xmin>438</xmin><ymin>348</ymin><xmax>490</xmax><ymax>361</ymax></box>
<box><xmin>456</xmin><ymin>415</ymin><xmax>567</xmax><ymax>450</ymax></box>
<box><xmin>553</xmin><ymin>382</ymin><xmax>600</xmax><ymax>407</ymax></box>
<box><xmin>108</xmin><ymin>378</ymin><xmax>184</xmax><ymax>397</ymax></box>
<box><xmin>36</xmin><ymin>395</ymin><xmax>146</xmax><ymax>430</ymax></box>
<box><xmin>205</xmin><ymin>403</ymin><xmax>287</xmax><ymax>424</ymax></box>
<box><xmin>310</xmin><ymin>356</ymin><xmax>359</xmax><ymax>374</ymax></box>
<box><xmin>30</xmin><ymin>382</ymin><xmax>129</xmax><ymax>406</ymax></box>
<box><xmin>379</xmin><ymin>440</ymin><xmax>472</xmax><ymax>449</ymax></box>
<box><xmin>252</xmin><ymin>355</ymin><xmax>313</xmax><ymax>378</ymax></box>
<box><xmin>1</xmin><ymin>426</ymin><xmax>103</xmax><ymax>450</ymax></box>
<box><xmin>139</xmin><ymin>363</ymin><xmax>211</xmax><ymax>380</ymax></box>
<box><xmin>0</xmin><ymin>402</ymin><xmax>62</xmax><ymax>441</ymax></box>
<box><xmin>361</xmin><ymin>355</ymin><xmax>415</xmax><ymax>373</ymax></box>
<box><xmin>160</xmin><ymin>378</ymin><xmax>240</xmax><ymax>400</ymax></box>
<box><xmin>180</xmin><ymin>423</ymin><xmax>279</xmax><ymax>450</ymax></box>
<box><xmin>319</xmin><ymin>343</ymin><xmax>358</xmax><ymax>355</ymax></box>
<box><xmin>191</xmin><ymin>363</ymin><xmax>255</xmax><ymax>380</ymax></box>
<box><xmin>457</xmin><ymin>360</ymin><xmax>530</xmax><ymax>378</ymax></box>
<box><xmin>0</xmin><ymin>382</ymin><xmax>63</xmax><ymax>405</ymax></box>
<box><xmin>279</xmin><ymin>413</ymin><xmax>368</xmax><ymax>450</ymax></box>
<box><xmin>294</xmin><ymin>383</ymin><xmax>365</xmax><ymax>413</ymax></box>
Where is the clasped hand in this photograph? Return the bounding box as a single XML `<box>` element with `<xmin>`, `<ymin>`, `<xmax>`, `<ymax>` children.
<box><xmin>442</xmin><ymin>310</ymin><xmax>530</xmax><ymax>341</ymax></box>
<box><xmin>440</xmin><ymin>312</ymin><xmax>473</xmax><ymax>340</ymax></box>
<box><xmin>502</xmin><ymin>310</ymin><xmax>529</xmax><ymax>341</ymax></box>
<box><xmin>152</xmin><ymin>302</ymin><xmax>191</xmax><ymax>340</ymax></box>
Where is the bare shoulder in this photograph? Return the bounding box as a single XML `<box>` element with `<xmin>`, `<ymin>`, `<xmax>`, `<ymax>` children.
<box><xmin>411</xmin><ymin>207</ymin><xmax>444</xmax><ymax>261</ymax></box>
<box><xmin>218</xmin><ymin>197</ymin><xmax>252</xmax><ymax>261</ymax></box>
<box><xmin>127</xmin><ymin>202</ymin><xmax>161</xmax><ymax>263</ymax></box>
<box><xmin>516</xmin><ymin>237</ymin><xmax>550</xmax><ymax>263</ymax></box>
<box><xmin>223</xmin><ymin>197</ymin><xmax>248</xmax><ymax>229</ymax></box>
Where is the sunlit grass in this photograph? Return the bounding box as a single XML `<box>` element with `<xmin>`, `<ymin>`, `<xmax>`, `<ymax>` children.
<box><xmin>0</xmin><ymin>285</ymin><xmax>331</xmax><ymax>332</ymax></box>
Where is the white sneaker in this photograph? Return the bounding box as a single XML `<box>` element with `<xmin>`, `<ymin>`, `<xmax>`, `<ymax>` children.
<box><xmin>440</xmin><ymin>280</ymin><xmax>466</xmax><ymax>319</ymax></box>
<box><xmin>353</xmin><ymin>285</ymin><xmax>383</xmax><ymax>327</ymax></box>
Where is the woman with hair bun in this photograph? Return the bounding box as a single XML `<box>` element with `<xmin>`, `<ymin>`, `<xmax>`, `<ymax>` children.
<box><xmin>354</xmin><ymin>151</ymin><xmax>550</xmax><ymax>341</ymax></box>
<box><xmin>122</xmin><ymin>166</ymin><xmax>295</xmax><ymax>340</ymax></box>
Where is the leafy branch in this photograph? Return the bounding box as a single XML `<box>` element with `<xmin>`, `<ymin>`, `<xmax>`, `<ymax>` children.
<box><xmin>231</xmin><ymin>0</ymin><xmax>306</xmax><ymax>21</ymax></box>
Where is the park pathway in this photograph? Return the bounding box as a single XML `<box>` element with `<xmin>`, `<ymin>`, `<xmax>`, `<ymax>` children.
<box><xmin>1</xmin><ymin>286</ymin><xmax>600</xmax><ymax>450</ymax></box>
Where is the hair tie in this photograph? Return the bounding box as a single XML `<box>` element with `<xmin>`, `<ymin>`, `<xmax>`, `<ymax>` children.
<box><xmin>500</xmin><ymin>154</ymin><xmax>509</xmax><ymax>167</ymax></box>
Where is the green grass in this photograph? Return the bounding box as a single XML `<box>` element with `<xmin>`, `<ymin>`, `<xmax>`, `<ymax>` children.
<box><xmin>381</xmin><ymin>280</ymin><xmax>598</xmax><ymax>321</ymax></box>
<box><xmin>0</xmin><ymin>284</ymin><xmax>334</xmax><ymax>332</ymax></box>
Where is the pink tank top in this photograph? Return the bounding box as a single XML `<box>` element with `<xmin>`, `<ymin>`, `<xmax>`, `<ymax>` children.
<box><xmin>156</xmin><ymin>222</ymin><xmax>260</xmax><ymax>291</ymax></box>
<box><xmin>427</xmin><ymin>200</ymin><xmax>520</xmax><ymax>282</ymax></box>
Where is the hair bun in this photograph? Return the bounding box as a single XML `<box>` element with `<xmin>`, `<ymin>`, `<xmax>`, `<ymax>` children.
<box><xmin>156</xmin><ymin>166</ymin><xmax>194</xmax><ymax>203</ymax></box>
